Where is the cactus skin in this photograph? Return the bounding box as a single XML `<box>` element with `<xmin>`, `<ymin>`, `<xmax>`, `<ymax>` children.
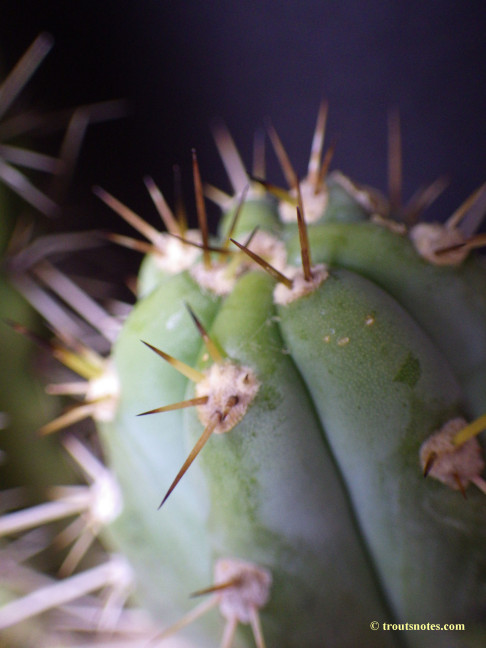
<box><xmin>182</xmin><ymin>271</ymin><xmax>396</xmax><ymax>647</ymax></box>
<box><xmin>102</xmin><ymin>268</ymin><xmax>401</xmax><ymax>647</ymax></box>
<box><xmin>3</xmin><ymin>106</ymin><xmax>486</xmax><ymax>648</ymax></box>
<box><xmin>286</xmin><ymin>221</ymin><xmax>486</xmax><ymax>415</ymax></box>
<box><xmin>276</xmin><ymin>268</ymin><xmax>484</xmax><ymax>646</ymax></box>
<box><xmin>99</xmin><ymin>271</ymin><xmax>220</xmax><ymax>633</ymax></box>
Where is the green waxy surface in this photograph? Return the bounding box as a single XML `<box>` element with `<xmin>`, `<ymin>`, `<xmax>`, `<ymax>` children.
<box><xmin>286</xmin><ymin>221</ymin><xmax>486</xmax><ymax>415</ymax></box>
<box><xmin>104</xmin><ymin>254</ymin><xmax>486</xmax><ymax>646</ymax></box>
<box><xmin>183</xmin><ymin>271</ymin><xmax>398</xmax><ymax>648</ymax></box>
<box><xmin>94</xmin><ymin>198</ymin><xmax>486</xmax><ymax>647</ymax></box>
<box><xmin>321</xmin><ymin>174</ymin><xmax>370</xmax><ymax>223</ymax></box>
<box><xmin>277</xmin><ymin>268</ymin><xmax>486</xmax><ymax>647</ymax></box>
<box><xmin>101</xmin><ymin>271</ymin><xmax>223</xmax><ymax>645</ymax></box>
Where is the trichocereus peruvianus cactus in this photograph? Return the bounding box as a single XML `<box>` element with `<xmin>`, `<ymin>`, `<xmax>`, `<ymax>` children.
<box><xmin>1</xmin><ymin>101</ymin><xmax>486</xmax><ymax>648</ymax></box>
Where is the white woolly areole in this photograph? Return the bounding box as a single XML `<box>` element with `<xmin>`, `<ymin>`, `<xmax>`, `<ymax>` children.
<box><xmin>214</xmin><ymin>558</ymin><xmax>272</xmax><ymax>624</ymax></box>
<box><xmin>191</xmin><ymin>231</ymin><xmax>287</xmax><ymax>296</ymax></box>
<box><xmin>278</xmin><ymin>179</ymin><xmax>328</xmax><ymax>223</ymax></box>
<box><xmin>195</xmin><ymin>361</ymin><xmax>260</xmax><ymax>434</ymax></box>
<box><xmin>273</xmin><ymin>263</ymin><xmax>329</xmax><ymax>305</ymax></box>
<box><xmin>86</xmin><ymin>362</ymin><xmax>120</xmax><ymax>423</ymax></box>
<box><xmin>190</xmin><ymin>262</ymin><xmax>236</xmax><ymax>296</ymax></box>
<box><xmin>153</xmin><ymin>229</ymin><xmax>201</xmax><ymax>274</ymax></box>
<box><xmin>409</xmin><ymin>223</ymin><xmax>468</xmax><ymax>266</ymax></box>
<box><xmin>419</xmin><ymin>418</ymin><xmax>485</xmax><ymax>490</ymax></box>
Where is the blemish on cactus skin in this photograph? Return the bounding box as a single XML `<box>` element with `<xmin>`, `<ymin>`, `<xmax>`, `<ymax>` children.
<box><xmin>337</xmin><ymin>336</ymin><xmax>350</xmax><ymax>347</ymax></box>
<box><xmin>166</xmin><ymin>311</ymin><xmax>185</xmax><ymax>330</ymax></box>
<box><xmin>393</xmin><ymin>352</ymin><xmax>421</xmax><ymax>388</ymax></box>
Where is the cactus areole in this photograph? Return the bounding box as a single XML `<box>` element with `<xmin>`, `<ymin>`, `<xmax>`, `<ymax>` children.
<box><xmin>4</xmin><ymin>103</ymin><xmax>486</xmax><ymax>648</ymax></box>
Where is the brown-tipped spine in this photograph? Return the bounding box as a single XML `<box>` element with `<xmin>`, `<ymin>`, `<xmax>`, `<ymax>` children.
<box><xmin>192</xmin><ymin>149</ymin><xmax>211</xmax><ymax>269</ymax></box>
<box><xmin>230</xmin><ymin>238</ymin><xmax>293</xmax><ymax>289</ymax></box>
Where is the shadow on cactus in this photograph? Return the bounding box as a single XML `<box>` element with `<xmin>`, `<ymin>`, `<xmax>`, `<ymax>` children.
<box><xmin>1</xmin><ymin>97</ymin><xmax>486</xmax><ymax>648</ymax></box>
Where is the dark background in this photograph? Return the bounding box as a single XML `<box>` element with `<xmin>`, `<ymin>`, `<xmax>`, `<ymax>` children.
<box><xmin>1</xmin><ymin>1</ymin><xmax>485</xmax><ymax>239</ymax></box>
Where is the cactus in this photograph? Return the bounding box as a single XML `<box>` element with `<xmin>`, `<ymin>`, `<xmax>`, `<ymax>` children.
<box><xmin>1</xmin><ymin>89</ymin><xmax>486</xmax><ymax>648</ymax></box>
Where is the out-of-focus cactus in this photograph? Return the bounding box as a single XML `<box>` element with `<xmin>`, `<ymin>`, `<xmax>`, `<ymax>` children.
<box><xmin>0</xmin><ymin>34</ymin><xmax>79</xmax><ymax>498</ymax></box>
<box><xmin>0</xmin><ymin>37</ymin><xmax>125</xmax><ymax>647</ymax></box>
<box><xmin>1</xmin><ymin>93</ymin><xmax>486</xmax><ymax>648</ymax></box>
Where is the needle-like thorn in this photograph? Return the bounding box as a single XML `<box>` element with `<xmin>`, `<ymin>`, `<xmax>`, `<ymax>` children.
<box><xmin>230</xmin><ymin>238</ymin><xmax>293</xmax><ymax>288</ymax></box>
<box><xmin>248</xmin><ymin>175</ymin><xmax>293</xmax><ymax>203</ymax></box>
<box><xmin>318</xmin><ymin>137</ymin><xmax>337</xmax><ymax>188</ymax></box>
<box><xmin>452</xmin><ymin>413</ymin><xmax>486</xmax><ymax>446</ymax></box>
<box><xmin>141</xmin><ymin>340</ymin><xmax>204</xmax><ymax>383</ymax></box>
<box><xmin>308</xmin><ymin>100</ymin><xmax>328</xmax><ymax>188</ymax></box>
<box><xmin>168</xmin><ymin>231</ymin><xmax>230</xmax><ymax>255</ymax></box>
<box><xmin>192</xmin><ymin>149</ymin><xmax>211</xmax><ymax>269</ymax></box>
<box><xmin>105</xmin><ymin>232</ymin><xmax>154</xmax><ymax>255</ymax></box>
<box><xmin>137</xmin><ymin>396</ymin><xmax>208</xmax><ymax>417</ymax></box>
<box><xmin>93</xmin><ymin>186</ymin><xmax>162</xmax><ymax>246</ymax></box>
<box><xmin>388</xmin><ymin>108</ymin><xmax>402</xmax><ymax>214</ymax></box>
<box><xmin>423</xmin><ymin>452</ymin><xmax>437</xmax><ymax>478</ymax></box>
<box><xmin>173</xmin><ymin>164</ymin><xmax>188</xmax><ymax>233</ymax></box>
<box><xmin>266</xmin><ymin>121</ymin><xmax>299</xmax><ymax>191</ymax></box>
<box><xmin>185</xmin><ymin>304</ymin><xmax>225</xmax><ymax>363</ymax></box>
<box><xmin>453</xmin><ymin>472</ymin><xmax>467</xmax><ymax>499</ymax></box>
<box><xmin>296</xmin><ymin>206</ymin><xmax>312</xmax><ymax>281</ymax></box>
<box><xmin>190</xmin><ymin>578</ymin><xmax>240</xmax><ymax>599</ymax></box>
<box><xmin>223</xmin><ymin>185</ymin><xmax>250</xmax><ymax>249</ymax></box>
<box><xmin>144</xmin><ymin>175</ymin><xmax>180</xmax><ymax>235</ymax></box>
<box><xmin>159</xmin><ymin>418</ymin><xmax>217</xmax><ymax>508</ymax></box>
<box><xmin>252</xmin><ymin>129</ymin><xmax>266</xmax><ymax>180</ymax></box>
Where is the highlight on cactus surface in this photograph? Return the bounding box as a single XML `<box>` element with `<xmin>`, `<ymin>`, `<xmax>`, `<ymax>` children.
<box><xmin>1</xmin><ymin>38</ymin><xmax>486</xmax><ymax>648</ymax></box>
